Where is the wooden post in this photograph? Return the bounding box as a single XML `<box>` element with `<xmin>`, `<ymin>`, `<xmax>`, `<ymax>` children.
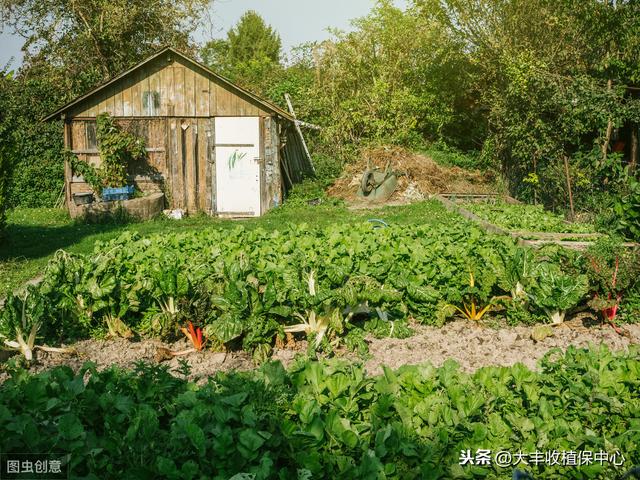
<box><xmin>563</xmin><ymin>155</ymin><xmax>575</xmax><ymax>221</ymax></box>
<box><xmin>62</xmin><ymin>114</ymin><xmax>72</xmax><ymax>210</ymax></box>
<box><xmin>284</xmin><ymin>93</ymin><xmax>316</xmax><ymax>174</ymax></box>
<box><xmin>602</xmin><ymin>79</ymin><xmax>614</xmax><ymax>162</ymax></box>
<box><xmin>533</xmin><ymin>156</ymin><xmax>538</xmax><ymax>205</ymax></box>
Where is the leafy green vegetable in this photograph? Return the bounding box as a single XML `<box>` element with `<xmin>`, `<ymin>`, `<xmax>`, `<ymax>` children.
<box><xmin>499</xmin><ymin>247</ymin><xmax>535</xmax><ymax>301</ymax></box>
<box><xmin>528</xmin><ymin>263</ymin><xmax>588</xmax><ymax>324</ymax></box>
<box><xmin>0</xmin><ymin>347</ymin><xmax>638</xmax><ymax>479</ymax></box>
<box><xmin>0</xmin><ymin>285</ymin><xmax>47</xmax><ymax>360</ymax></box>
<box><xmin>0</xmin><ymin>209</ymin><xmax>610</xmax><ymax>357</ymax></box>
<box><xmin>584</xmin><ymin>238</ymin><xmax>640</xmax><ymax>326</ymax></box>
<box><xmin>1</xmin><ymin>219</ymin><xmax>526</xmax><ymax>355</ymax></box>
<box><xmin>465</xmin><ymin>201</ymin><xmax>596</xmax><ymax>234</ymax></box>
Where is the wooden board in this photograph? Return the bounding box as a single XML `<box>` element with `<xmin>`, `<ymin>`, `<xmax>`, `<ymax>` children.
<box><xmin>510</xmin><ymin>231</ymin><xmax>603</xmax><ymax>240</ymax></box>
<box><xmin>205</xmin><ymin>118</ymin><xmax>215</xmax><ymax>214</ymax></box>
<box><xmin>197</xmin><ymin>118</ymin><xmax>208</xmax><ymax>211</ymax></box>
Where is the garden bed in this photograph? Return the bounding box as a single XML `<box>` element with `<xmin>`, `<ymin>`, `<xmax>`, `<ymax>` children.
<box><xmin>2</xmin><ymin>200</ymin><xmax>639</xmax><ymax>367</ymax></box>
<box><xmin>461</xmin><ymin>200</ymin><xmax>597</xmax><ymax>235</ymax></box>
<box><xmin>1</xmin><ymin>346</ymin><xmax>638</xmax><ymax>479</ymax></box>
<box><xmin>435</xmin><ymin>195</ymin><xmax>638</xmax><ymax>250</ymax></box>
<box><xmin>4</xmin><ymin>316</ymin><xmax>639</xmax><ymax>385</ymax></box>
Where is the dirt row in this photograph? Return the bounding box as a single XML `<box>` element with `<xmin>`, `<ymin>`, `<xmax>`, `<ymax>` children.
<box><xmin>2</xmin><ymin>317</ymin><xmax>638</xmax><ymax>384</ymax></box>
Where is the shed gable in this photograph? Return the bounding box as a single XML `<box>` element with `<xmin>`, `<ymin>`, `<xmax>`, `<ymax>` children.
<box><xmin>69</xmin><ymin>52</ymin><xmax>271</xmax><ymax>118</ymax></box>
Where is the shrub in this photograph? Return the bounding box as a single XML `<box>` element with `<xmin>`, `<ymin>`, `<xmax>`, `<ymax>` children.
<box><xmin>612</xmin><ymin>177</ymin><xmax>640</xmax><ymax>241</ymax></box>
<box><xmin>0</xmin><ymin>153</ymin><xmax>9</xmax><ymax>234</ymax></box>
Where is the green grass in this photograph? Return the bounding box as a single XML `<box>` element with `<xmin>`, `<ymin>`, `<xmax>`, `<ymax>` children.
<box><xmin>0</xmin><ymin>200</ymin><xmax>455</xmax><ymax>297</ymax></box>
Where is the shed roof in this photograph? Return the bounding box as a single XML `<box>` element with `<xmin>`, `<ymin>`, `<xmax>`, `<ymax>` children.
<box><xmin>44</xmin><ymin>46</ymin><xmax>295</xmax><ymax>122</ymax></box>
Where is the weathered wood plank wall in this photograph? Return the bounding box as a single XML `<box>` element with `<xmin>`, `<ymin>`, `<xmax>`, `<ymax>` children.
<box><xmin>70</xmin><ymin>56</ymin><xmax>269</xmax><ymax>118</ymax></box>
<box><xmin>263</xmin><ymin>117</ymin><xmax>282</xmax><ymax>210</ymax></box>
<box><xmin>65</xmin><ymin>50</ymin><xmax>286</xmax><ymax>215</ymax></box>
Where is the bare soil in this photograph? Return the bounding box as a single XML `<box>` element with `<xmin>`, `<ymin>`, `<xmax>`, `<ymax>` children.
<box><xmin>363</xmin><ymin>318</ymin><xmax>640</xmax><ymax>375</ymax></box>
<box><xmin>2</xmin><ymin>318</ymin><xmax>638</xmax><ymax>383</ymax></box>
<box><xmin>327</xmin><ymin>146</ymin><xmax>496</xmax><ymax>205</ymax></box>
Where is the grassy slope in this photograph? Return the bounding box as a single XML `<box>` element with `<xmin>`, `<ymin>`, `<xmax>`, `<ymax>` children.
<box><xmin>0</xmin><ymin>200</ymin><xmax>455</xmax><ymax>297</ymax></box>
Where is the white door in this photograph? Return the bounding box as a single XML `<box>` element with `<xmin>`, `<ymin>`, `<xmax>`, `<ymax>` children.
<box><xmin>215</xmin><ymin>117</ymin><xmax>261</xmax><ymax>216</ymax></box>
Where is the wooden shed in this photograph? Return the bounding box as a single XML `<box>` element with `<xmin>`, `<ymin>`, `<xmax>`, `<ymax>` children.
<box><xmin>45</xmin><ymin>47</ymin><xmax>315</xmax><ymax>217</ymax></box>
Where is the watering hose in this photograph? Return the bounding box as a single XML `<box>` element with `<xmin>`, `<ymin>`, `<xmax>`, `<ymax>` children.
<box><xmin>367</xmin><ymin>219</ymin><xmax>389</xmax><ymax>229</ymax></box>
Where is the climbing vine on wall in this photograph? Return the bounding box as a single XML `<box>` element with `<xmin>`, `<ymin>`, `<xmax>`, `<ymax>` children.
<box><xmin>69</xmin><ymin>113</ymin><xmax>147</xmax><ymax>191</ymax></box>
<box><xmin>66</xmin><ymin>150</ymin><xmax>102</xmax><ymax>193</ymax></box>
<box><xmin>95</xmin><ymin>113</ymin><xmax>146</xmax><ymax>187</ymax></box>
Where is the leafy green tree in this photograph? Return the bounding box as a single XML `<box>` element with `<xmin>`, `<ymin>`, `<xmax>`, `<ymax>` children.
<box><xmin>280</xmin><ymin>1</ymin><xmax>473</xmax><ymax>155</ymax></box>
<box><xmin>420</xmin><ymin>0</ymin><xmax>640</xmax><ymax>207</ymax></box>
<box><xmin>0</xmin><ymin>69</ymin><xmax>14</xmax><ymax>232</ymax></box>
<box><xmin>201</xmin><ymin>10</ymin><xmax>282</xmax><ymax>94</ymax></box>
<box><xmin>1</xmin><ymin>0</ymin><xmax>209</xmax><ymax>86</ymax></box>
<box><xmin>227</xmin><ymin>10</ymin><xmax>281</xmax><ymax>64</ymax></box>
<box><xmin>0</xmin><ymin>67</ymin><xmax>65</xmax><ymax>209</ymax></box>
<box><xmin>0</xmin><ymin>0</ymin><xmax>210</xmax><ymax>208</ymax></box>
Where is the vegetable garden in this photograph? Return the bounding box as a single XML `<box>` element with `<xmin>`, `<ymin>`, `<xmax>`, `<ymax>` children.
<box><xmin>3</xmin><ymin>201</ymin><xmax>638</xmax><ymax>362</ymax></box>
<box><xmin>1</xmin><ymin>347</ymin><xmax>639</xmax><ymax>479</ymax></box>
<box><xmin>462</xmin><ymin>201</ymin><xmax>597</xmax><ymax>236</ymax></box>
<box><xmin>2</xmin><ymin>0</ymin><xmax>640</xmax><ymax>476</ymax></box>
<box><xmin>1</xmin><ymin>200</ymin><xmax>640</xmax><ymax>479</ymax></box>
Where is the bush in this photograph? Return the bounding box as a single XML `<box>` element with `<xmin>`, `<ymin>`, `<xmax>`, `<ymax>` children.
<box><xmin>311</xmin><ymin>153</ymin><xmax>344</xmax><ymax>186</ymax></box>
<box><xmin>612</xmin><ymin>177</ymin><xmax>640</xmax><ymax>241</ymax></box>
<box><xmin>1</xmin><ymin>73</ymin><xmax>66</xmax><ymax>209</ymax></box>
<box><xmin>0</xmin><ymin>153</ymin><xmax>9</xmax><ymax>234</ymax></box>
<box><xmin>8</xmin><ymin>148</ymin><xmax>63</xmax><ymax>207</ymax></box>
<box><xmin>421</xmin><ymin>142</ymin><xmax>490</xmax><ymax>171</ymax></box>
<box><xmin>0</xmin><ymin>70</ymin><xmax>14</xmax><ymax>232</ymax></box>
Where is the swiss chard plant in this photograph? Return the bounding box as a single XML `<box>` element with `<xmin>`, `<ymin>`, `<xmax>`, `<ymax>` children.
<box><xmin>499</xmin><ymin>247</ymin><xmax>535</xmax><ymax>302</ymax></box>
<box><xmin>203</xmin><ymin>262</ymin><xmax>288</xmax><ymax>362</ymax></box>
<box><xmin>0</xmin><ymin>286</ymin><xmax>48</xmax><ymax>361</ymax></box>
<box><xmin>528</xmin><ymin>263</ymin><xmax>588</xmax><ymax>324</ymax></box>
<box><xmin>181</xmin><ymin>321</ymin><xmax>206</xmax><ymax>351</ymax></box>
<box><xmin>584</xmin><ymin>238</ymin><xmax>640</xmax><ymax>330</ymax></box>
<box><xmin>143</xmin><ymin>255</ymin><xmax>192</xmax><ymax>337</ymax></box>
<box><xmin>451</xmin><ymin>268</ymin><xmax>494</xmax><ymax>321</ymax></box>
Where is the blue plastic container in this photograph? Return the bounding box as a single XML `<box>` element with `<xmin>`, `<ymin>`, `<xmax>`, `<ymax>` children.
<box><xmin>102</xmin><ymin>185</ymin><xmax>134</xmax><ymax>201</ymax></box>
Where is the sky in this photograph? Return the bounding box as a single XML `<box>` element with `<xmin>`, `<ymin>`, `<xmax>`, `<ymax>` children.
<box><xmin>0</xmin><ymin>0</ymin><xmax>409</xmax><ymax>69</ymax></box>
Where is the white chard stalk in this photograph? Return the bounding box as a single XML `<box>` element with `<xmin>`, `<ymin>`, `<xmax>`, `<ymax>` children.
<box><xmin>159</xmin><ymin>296</ymin><xmax>179</xmax><ymax>316</ymax></box>
<box><xmin>1</xmin><ymin>294</ymin><xmax>41</xmax><ymax>361</ymax></box>
<box><xmin>545</xmin><ymin>309</ymin><xmax>565</xmax><ymax>325</ymax></box>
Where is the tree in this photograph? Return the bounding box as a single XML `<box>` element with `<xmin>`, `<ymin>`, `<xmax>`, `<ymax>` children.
<box><xmin>0</xmin><ymin>69</ymin><xmax>14</xmax><ymax>233</ymax></box>
<box><xmin>280</xmin><ymin>1</ymin><xmax>472</xmax><ymax>152</ymax></box>
<box><xmin>419</xmin><ymin>0</ymin><xmax>640</xmax><ymax>206</ymax></box>
<box><xmin>1</xmin><ymin>0</ymin><xmax>210</xmax><ymax>94</ymax></box>
<box><xmin>226</xmin><ymin>10</ymin><xmax>281</xmax><ymax>64</ymax></box>
<box><xmin>201</xmin><ymin>10</ymin><xmax>282</xmax><ymax>93</ymax></box>
<box><xmin>0</xmin><ymin>0</ymin><xmax>210</xmax><ymax>209</ymax></box>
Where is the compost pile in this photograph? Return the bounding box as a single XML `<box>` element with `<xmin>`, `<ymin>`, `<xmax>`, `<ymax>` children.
<box><xmin>327</xmin><ymin>145</ymin><xmax>495</xmax><ymax>203</ymax></box>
